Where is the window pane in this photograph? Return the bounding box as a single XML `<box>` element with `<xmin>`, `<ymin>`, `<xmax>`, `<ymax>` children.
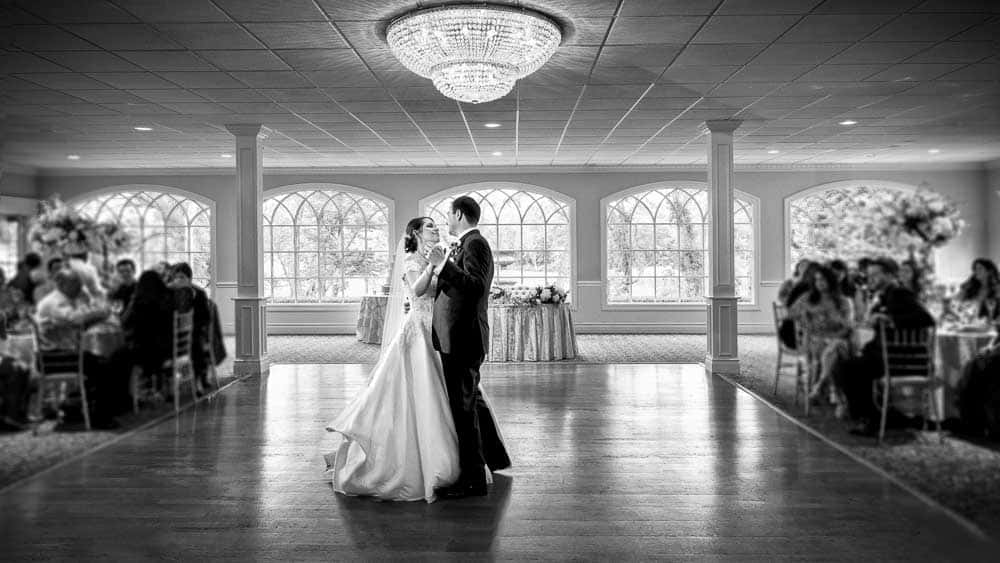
<box><xmin>297</xmin><ymin>226</ymin><xmax>318</xmax><ymax>251</ymax></box>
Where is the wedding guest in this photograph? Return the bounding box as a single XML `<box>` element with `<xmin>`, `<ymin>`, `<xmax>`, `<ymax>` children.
<box><xmin>778</xmin><ymin>259</ymin><xmax>814</xmax><ymax>305</ymax></box>
<box><xmin>6</xmin><ymin>252</ymin><xmax>42</xmax><ymax>305</ymax></box>
<box><xmin>958</xmin><ymin>340</ymin><xmax>1000</xmax><ymax>438</ymax></box>
<box><xmin>958</xmin><ymin>258</ymin><xmax>1000</xmax><ymax>322</ymax></box>
<box><xmin>152</xmin><ymin>261</ymin><xmax>172</xmax><ymax>281</ymax></box>
<box><xmin>830</xmin><ymin>257</ymin><xmax>935</xmax><ymax>435</ymax></box>
<box><xmin>829</xmin><ymin>259</ymin><xmax>864</xmax><ymax>322</ymax></box>
<box><xmin>168</xmin><ymin>262</ymin><xmax>211</xmax><ymax>393</ymax></box>
<box><xmin>66</xmin><ymin>251</ymin><xmax>105</xmax><ymax>300</ymax></box>
<box><xmin>107</xmin><ymin>258</ymin><xmax>138</xmax><ymax>309</ymax></box>
<box><xmin>0</xmin><ymin>351</ymin><xmax>31</xmax><ymax>430</ymax></box>
<box><xmin>898</xmin><ymin>258</ymin><xmax>923</xmax><ymax>300</ymax></box>
<box><xmin>121</xmin><ymin>271</ymin><xmax>175</xmax><ymax>390</ymax></box>
<box><xmin>32</xmin><ymin>257</ymin><xmax>64</xmax><ymax>302</ymax></box>
<box><xmin>789</xmin><ymin>265</ymin><xmax>854</xmax><ymax>403</ymax></box>
<box><xmin>35</xmin><ymin>270</ymin><xmax>128</xmax><ymax>428</ymax></box>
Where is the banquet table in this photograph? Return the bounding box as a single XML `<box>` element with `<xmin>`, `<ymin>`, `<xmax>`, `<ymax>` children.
<box><xmin>487</xmin><ymin>303</ymin><xmax>577</xmax><ymax>362</ymax></box>
<box><xmin>356</xmin><ymin>295</ymin><xmax>389</xmax><ymax>344</ymax></box>
<box><xmin>934</xmin><ymin>328</ymin><xmax>996</xmax><ymax>420</ymax></box>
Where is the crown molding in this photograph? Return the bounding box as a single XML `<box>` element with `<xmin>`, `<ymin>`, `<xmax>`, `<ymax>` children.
<box><xmin>32</xmin><ymin>161</ymin><xmax>990</xmax><ymax>177</ymax></box>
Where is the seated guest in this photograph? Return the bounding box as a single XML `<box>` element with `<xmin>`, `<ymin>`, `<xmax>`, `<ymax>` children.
<box><xmin>6</xmin><ymin>252</ymin><xmax>42</xmax><ymax>305</ymax></box>
<box><xmin>35</xmin><ymin>270</ymin><xmax>124</xmax><ymax>428</ymax></box>
<box><xmin>958</xmin><ymin>258</ymin><xmax>1000</xmax><ymax>322</ymax></box>
<box><xmin>66</xmin><ymin>251</ymin><xmax>105</xmax><ymax>300</ymax></box>
<box><xmin>898</xmin><ymin>258</ymin><xmax>923</xmax><ymax>300</ymax></box>
<box><xmin>789</xmin><ymin>265</ymin><xmax>854</xmax><ymax>402</ymax></box>
<box><xmin>32</xmin><ymin>257</ymin><xmax>64</xmax><ymax>303</ymax></box>
<box><xmin>152</xmin><ymin>261</ymin><xmax>172</xmax><ymax>282</ymax></box>
<box><xmin>829</xmin><ymin>259</ymin><xmax>864</xmax><ymax>323</ymax></box>
<box><xmin>778</xmin><ymin>259</ymin><xmax>815</xmax><ymax>305</ymax></box>
<box><xmin>167</xmin><ymin>263</ymin><xmax>211</xmax><ymax>394</ymax></box>
<box><xmin>830</xmin><ymin>257</ymin><xmax>935</xmax><ymax>435</ymax></box>
<box><xmin>107</xmin><ymin>258</ymin><xmax>138</xmax><ymax>309</ymax></box>
<box><xmin>0</xmin><ymin>351</ymin><xmax>32</xmax><ymax>430</ymax></box>
<box><xmin>121</xmin><ymin>271</ymin><xmax>175</xmax><ymax>392</ymax></box>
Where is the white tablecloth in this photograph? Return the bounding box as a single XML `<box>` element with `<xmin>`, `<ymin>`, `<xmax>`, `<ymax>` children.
<box><xmin>356</xmin><ymin>295</ymin><xmax>389</xmax><ymax>344</ymax></box>
<box><xmin>487</xmin><ymin>304</ymin><xmax>577</xmax><ymax>362</ymax></box>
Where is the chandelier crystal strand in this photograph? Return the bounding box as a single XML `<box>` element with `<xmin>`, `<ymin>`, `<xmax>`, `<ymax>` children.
<box><xmin>387</xmin><ymin>5</ymin><xmax>561</xmax><ymax>104</ymax></box>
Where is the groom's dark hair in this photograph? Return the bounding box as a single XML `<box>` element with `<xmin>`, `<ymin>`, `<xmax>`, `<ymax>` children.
<box><xmin>451</xmin><ymin>196</ymin><xmax>481</xmax><ymax>225</ymax></box>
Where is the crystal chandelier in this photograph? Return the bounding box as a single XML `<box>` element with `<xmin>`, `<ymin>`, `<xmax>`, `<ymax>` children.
<box><xmin>386</xmin><ymin>4</ymin><xmax>562</xmax><ymax>104</ymax></box>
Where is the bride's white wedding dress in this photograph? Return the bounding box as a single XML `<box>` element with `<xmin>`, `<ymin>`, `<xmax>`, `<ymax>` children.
<box><xmin>324</xmin><ymin>254</ymin><xmax>465</xmax><ymax>502</ymax></box>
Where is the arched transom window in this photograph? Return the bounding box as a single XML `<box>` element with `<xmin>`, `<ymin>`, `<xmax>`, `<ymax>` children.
<box><xmin>605</xmin><ymin>185</ymin><xmax>755</xmax><ymax>304</ymax></box>
<box><xmin>76</xmin><ymin>190</ymin><xmax>213</xmax><ymax>289</ymax></box>
<box><xmin>788</xmin><ymin>183</ymin><xmax>911</xmax><ymax>265</ymax></box>
<box><xmin>424</xmin><ymin>187</ymin><xmax>573</xmax><ymax>291</ymax></box>
<box><xmin>263</xmin><ymin>187</ymin><xmax>391</xmax><ymax>303</ymax></box>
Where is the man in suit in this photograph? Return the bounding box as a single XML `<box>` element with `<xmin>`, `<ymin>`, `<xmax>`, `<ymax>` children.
<box><xmin>429</xmin><ymin>196</ymin><xmax>509</xmax><ymax>498</ymax></box>
<box><xmin>832</xmin><ymin>257</ymin><xmax>935</xmax><ymax>435</ymax></box>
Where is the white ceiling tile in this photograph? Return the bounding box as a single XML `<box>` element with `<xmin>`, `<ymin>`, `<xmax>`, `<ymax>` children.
<box><xmin>89</xmin><ymin>72</ymin><xmax>180</xmax><ymax>90</ymax></box>
<box><xmin>716</xmin><ymin>0</ymin><xmax>824</xmax><ymax>14</ymax></box>
<box><xmin>692</xmin><ymin>15</ymin><xmax>800</xmax><ymax>43</ymax></box>
<box><xmin>0</xmin><ymin>53</ymin><xmax>71</xmax><ymax>74</ymax></box>
<box><xmin>671</xmin><ymin>44</ymin><xmax>767</xmax><ymax>66</ymax></box>
<box><xmin>198</xmin><ymin>50</ymin><xmax>291</xmax><ymax>72</ymax></box>
<box><xmin>17</xmin><ymin>73</ymin><xmax>111</xmax><ymax>90</ymax></box>
<box><xmin>10</xmin><ymin>25</ymin><xmax>101</xmax><ymax>51</ymax></box>
<box><xmin>865</xmin><ymin>63</ymin><xmax>967</xmax><ymax>82</ymax></box>
<box><xmin>157</xmin><ymin>72</ymin><xmax>248</xmax><ymax>89</ymax></box>
<box><xmin>65</xmin><ymin>24</ymin><xmax>182</xmax><ymax>50</ymax></box>
<box><xmin>113</xmin><ymin>0</ymin><xmax>231</xmax><ymax>23</ymax></box>
<box><xmin>244</xmin><ymin>23</ymin><xmax>349</xmax><ymax>49</ymax></box>
<box><xmin>908</xmin><ymin>42</ymin><xmax>998</xmax><ymax>63</ymax></box>
<box><xmin>606</xmin><ymin>17</ymin><xmax>707</xmax><ymax>45</ymax></box>
<box><xmin>728</xmin><ymin>65</ymin><xmax>812</xmax><ymax>82</ymax></box>
<box><xmin>117</xmin><ymin>51</ymin><xmax>217</xmax><ymax>72</ymax></box>
<box><xmin>158</xmin><ymin>24</ymin><xmax>265</xmax><ymax>50</ymax></box>
<box><xmin>780</xmin><ymin>14</ymin><xmax>896</xmax><ymax>43</ymax></box>
<box><xmin>16</xmin><ymin>0</ymin><xmax>138</xmax><ymax>23</ymax></box>
<box><xmin>211</xmin><ymin>0</ymin><xmax>327</xmax><ymax>22</ymax></box>
<box><xmin>796</xmin><ymin>64</ymin><xmax>889</xmax><ymax>82</ymax></box>
<box><xmin>752</xmin><ymin>43</ymin><xmax>851</xmax><ymax>65</ymax></box>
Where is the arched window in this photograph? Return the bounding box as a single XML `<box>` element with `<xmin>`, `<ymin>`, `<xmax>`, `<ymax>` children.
<box><xmin>0</xmin><ymin>217</ymin><xmax>20</xmax><ymax>277</ymax></box>
<box><xmin>75</xmin><ymin>189</ymin><xmax>213</xmax><ymax>289</ymax></box>
<box><xmin>787</xmin><ymin>181</ymin><xmax>911</xmax><ymax>266</ymax></box>
<box><xmin>604</xmin><ymin>184</ymin><xmax>756</xmax><ymax>304</ymax></box>
<box><xmin>263</xmin><ymin>186</ymin><xmax>391</xmax><ymax>303</ymax></box>
<box><xmin>423</xmin><ymin>185</ymin><xmax>573</xmax><ymax>292</ymax></box>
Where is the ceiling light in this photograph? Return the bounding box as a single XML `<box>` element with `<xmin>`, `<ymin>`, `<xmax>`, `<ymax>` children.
<box><xmin>839</xmin><ymin>120</ymin><xmax>857</xmax><ymax>126</ymax></box>
<box><xmin>220</xmin><ymin>153</ymin><xmax>233</xmax><ymax>158</ymax></box>
<box><xmin>484</xmin><ymin>122</ymin><xmax>502</xmax><ymax>128</ymax></box>
<box><xmin>386</xmin><ymin>4</ymin><xmax>562</xmax><ymax>104</ymax></box>
<box><xmin>66</xmin><ymin>154</ymin><xmax>80</xmax><ymax>160</ymax></box>
<box><xmin>133</xmin><ymin>126</ymin><xmax>153</xmax><ymax>131</ymax></box>
<box><xmin>928</xmin><ymin>148</ymin><xmax>940</xmax><ymax>154</ymax></box>
<box><xmin>767</xmin><ymin>149</ymin><xmax>780</xmax><ymax>154</ymax></box>
<box><xmin>491</xmin><ymin>151</ymin><xmax>503</xmax><ymax>156</ymax></box>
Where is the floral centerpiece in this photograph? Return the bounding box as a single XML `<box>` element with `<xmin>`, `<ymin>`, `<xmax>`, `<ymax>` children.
<box><xmin>27</xmin><ymin>197</ymin><xmax>134</xmax><ymax>269</ymax></box>
<box><xmin>28</xmin><ymin>196</ymin><xmax>98</xmax><ymax>256</ymax></box>
<box><xmin>490</xmin><ymin>284</ymin><xmax>569</xmax><ymax>305</ymax></box>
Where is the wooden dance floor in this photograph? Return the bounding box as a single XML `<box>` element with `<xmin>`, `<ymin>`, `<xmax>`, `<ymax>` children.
<box><xmin>0</xmin><ymin>364</ymin><xmax>994</xmax><ymax>560</ymax></box>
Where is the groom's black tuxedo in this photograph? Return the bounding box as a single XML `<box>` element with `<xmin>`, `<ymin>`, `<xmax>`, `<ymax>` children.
<box><xmin>433</xmin><ymin>229</ymin><xmax>492</xmax><ymax>363</ymax></box>
<box><xmin>432</xmin><ymin>229</ymin><xmax>510</xmax><ymax>487</ymax></box>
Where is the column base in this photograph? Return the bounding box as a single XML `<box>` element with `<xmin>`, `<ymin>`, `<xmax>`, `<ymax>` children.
<box><xmin>234</xmin><ymin>357</ymin><xmax>270</xmax><ymax>378</ymax></box>
<box><xmin>705</xmin><ymin>356</ymin><xmax>740</xmax><ymax>375</ymax></box>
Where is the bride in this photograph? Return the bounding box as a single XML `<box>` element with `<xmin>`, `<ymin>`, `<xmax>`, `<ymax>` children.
<box><xmin>325</xmin><ymin>216</ymin><xmax>509</xmax><ymax>502</ymax></box>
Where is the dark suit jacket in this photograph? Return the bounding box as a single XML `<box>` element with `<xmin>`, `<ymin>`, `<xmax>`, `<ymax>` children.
<box><xmin>432</xmin><ymin>230</ymin><xmax>494</xmax><ymax>364</ymax></box>
<box><xmin>859</xmin><ymin>284</ymin><xmax>935</xmax><ymax>370</ymax></box>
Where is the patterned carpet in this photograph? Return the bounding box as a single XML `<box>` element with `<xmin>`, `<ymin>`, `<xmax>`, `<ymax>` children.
<box><xmin>231</xmin><ymin>334</ymin><xmax>763</xmax><ymax>365</ymax></box>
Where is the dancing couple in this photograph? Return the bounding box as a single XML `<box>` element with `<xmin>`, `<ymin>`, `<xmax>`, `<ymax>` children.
<box><xmin>325</xmin><ymin>196</ymin><xmax>510</xmax><ymax>502</ymax></box>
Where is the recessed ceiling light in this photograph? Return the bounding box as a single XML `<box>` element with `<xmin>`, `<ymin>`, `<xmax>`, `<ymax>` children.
<box><xmin>484</xmin><ymin>123</ymin><xmax>502</xmax><ymax>128</ymax></box>
<box><xmin>133</xmin><ymin>126</ymin><xmax>153</xmax><ymax>131</ymax></box>
<box><xmin>66</xmin><ymin>154</ymin><xmax>80</xmax><ymax>160</ymax></box>
<box><xmin>766</xmin><ymin>149</ymin><xmax>780</xmax><ymax>154</ymax></box>
<box><xmin>220</xmin><ymin>153</ymin><xmax>233</xmax><ymax>158</ymax></box>
<box><xmin>491</xmin><ymin>151</ymin><xmax>503</xmax><ymax>156</ymax></box>
<box><xmin>928</xmin><ymin>148</ymin><xmax>940</xmax><ymax>154</ymax></box>
<box><xmin>839</xmin><ymin>120</ymin><xmax>857</xmax><ymax>126</ymax></box>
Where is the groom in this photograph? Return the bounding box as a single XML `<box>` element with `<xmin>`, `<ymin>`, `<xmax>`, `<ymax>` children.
<box><xmin>429</xmin><ymin>195</ymin><xmax>509</xmax><ymax>498</ymax></box>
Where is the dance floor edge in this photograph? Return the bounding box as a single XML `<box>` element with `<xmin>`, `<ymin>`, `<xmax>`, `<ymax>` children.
<box><xmin>0</xmin><ymin>363</ymin><xmax>994</xmax><ymax>561</ymax></box>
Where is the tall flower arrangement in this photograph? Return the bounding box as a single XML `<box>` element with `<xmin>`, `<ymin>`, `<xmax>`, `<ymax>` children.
<box><xmin>28</xmin><ymin>197</ymin><xmax>134</xmax><ymax>263</ymax></box>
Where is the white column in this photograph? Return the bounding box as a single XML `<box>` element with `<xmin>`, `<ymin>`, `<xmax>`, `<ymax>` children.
<box><xmin>225</xmin><ymin>123</ymin><xmax>269</xmax><ymax>377</ymax></box>
<box><xmin>704</xmin><ymin>119</ymin><xmax>741</xmax><ymax>375</ymax></box>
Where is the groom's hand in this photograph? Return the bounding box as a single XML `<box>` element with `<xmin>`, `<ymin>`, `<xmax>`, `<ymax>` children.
<box><xmin>428</xmin><ymin>244</ymin><xmax>448</xmax><ymax>267</ymax></box>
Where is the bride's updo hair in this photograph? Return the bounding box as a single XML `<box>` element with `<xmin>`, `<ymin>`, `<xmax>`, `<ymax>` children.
<box><xmin>403</xmin><ymin>216</ymin><xmax>431</xmax><ymax>254</ymax></box>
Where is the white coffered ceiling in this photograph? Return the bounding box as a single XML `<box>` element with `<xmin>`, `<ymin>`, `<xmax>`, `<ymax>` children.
<box><xmin>1</xmin><ymin>0</ymin><xmax>998</xmax><ymax>170</ymax></box>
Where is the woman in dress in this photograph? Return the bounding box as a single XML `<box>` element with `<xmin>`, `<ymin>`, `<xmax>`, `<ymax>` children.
<box><xmin>790</xmin><ymin>265</ymin><xmax>854</xmax><ymax>405</ymax></box>
<box><xmin>958</xmin><ymin>258</ymin><xmax>1000</xmax><ymax>323</ymax></box>
<box><xmin>325</xmin><ymin>216</ymin><xmax>508</xmax><ymax>502</ymax></box>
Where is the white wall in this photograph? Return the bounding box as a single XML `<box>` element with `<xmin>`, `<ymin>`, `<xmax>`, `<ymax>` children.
<box><xmin>988</xmin><ymin>161</ymin><xmax>1000</xmax><ymax>264</ymax></box>
<box><xmin>35</xmin><ymin>165</ymin><xmax>992</xmax><ymax>334</ymax></box>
